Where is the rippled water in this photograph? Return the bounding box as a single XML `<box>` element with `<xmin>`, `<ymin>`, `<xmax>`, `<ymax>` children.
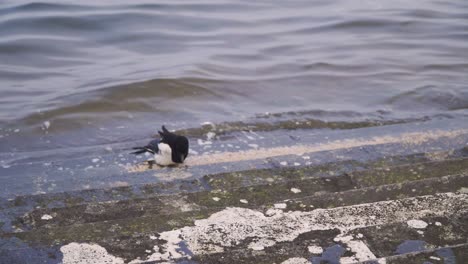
<box><xmin>1</xmin><ymin>0</ymin><xmax>468</xmax><ymax>150</ymax></box>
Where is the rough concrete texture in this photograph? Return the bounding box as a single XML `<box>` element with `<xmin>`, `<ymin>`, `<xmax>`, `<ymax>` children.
<box><xmin>1</xmin><ymin>118</ymin><xmax>468</xmax><ymax>263</ymax></box>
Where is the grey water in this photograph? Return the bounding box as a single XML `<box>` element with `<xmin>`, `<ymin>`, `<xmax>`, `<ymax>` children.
<box><xmin>0</xmin><ymin>0</ymin><xmax>468</xmax><ymax>197</ymax></box>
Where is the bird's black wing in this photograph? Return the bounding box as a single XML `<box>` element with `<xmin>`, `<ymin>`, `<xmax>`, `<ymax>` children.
<box><xmin>158</xmin><ymin>126</ymin><xmax>189</xmax><ymax>163</ymax></box>
<box><xmin>172</xmin><ymin>135</ymin><xmax>189</xmax><ymax>163</ymax></box>
<box><xmin>131</xmin><ymin>139</ymin><xmax>160</xmax><ymax>155</ymax></box>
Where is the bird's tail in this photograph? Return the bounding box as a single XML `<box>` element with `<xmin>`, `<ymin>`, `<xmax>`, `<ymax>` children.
<box><xmin>131</xmin><ymin>146</ymin><xmax>156</xmax><ymax>155</ymax></box>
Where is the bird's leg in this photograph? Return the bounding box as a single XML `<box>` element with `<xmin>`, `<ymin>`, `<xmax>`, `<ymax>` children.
<box><xmin>146</xmin><ymin>159</ymin><xmax>155</xmax><ymax>169</ymax></box>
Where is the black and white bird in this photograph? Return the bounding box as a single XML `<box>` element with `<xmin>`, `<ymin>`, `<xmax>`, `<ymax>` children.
<box><xmin>131</xmin><ymin>126</ymin><xmax>189</xmax><ymax>166</ymax></box>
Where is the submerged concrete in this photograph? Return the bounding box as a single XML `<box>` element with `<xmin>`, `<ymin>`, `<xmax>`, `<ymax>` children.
<box><xmin>1</xmin><ymin>117</ymin><xmax>468</xmax><ymax>263</ymax></box>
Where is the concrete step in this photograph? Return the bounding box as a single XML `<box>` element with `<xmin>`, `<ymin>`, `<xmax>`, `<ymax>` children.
<box><xmin>1</xmin><ymin>121</ymin><xmax>467</xmax><ymax>263</ymax></box>
<box><xmin>0</xmin><ymin>152</ymin><xmax>467</xmax><ymax>263</ymax></box>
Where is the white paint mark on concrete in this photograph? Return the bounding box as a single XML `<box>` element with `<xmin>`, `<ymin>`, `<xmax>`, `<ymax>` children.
<box><xmin>407</xmin><ymin>219</ymin><xmax>428</xmax><ymax>229</ymax></box>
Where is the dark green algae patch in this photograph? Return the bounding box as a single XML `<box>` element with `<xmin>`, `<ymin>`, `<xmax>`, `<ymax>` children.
<box><xmin>157</xmin><ymin>112</ymin><xmax>431</xmax><ymax>138</ymax></box>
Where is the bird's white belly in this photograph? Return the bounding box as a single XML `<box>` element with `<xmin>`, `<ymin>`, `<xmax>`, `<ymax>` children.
<box><xmin>154</xmin><ymin>142</ymin><xmax>175</xmax><ymax>166</ymax></box>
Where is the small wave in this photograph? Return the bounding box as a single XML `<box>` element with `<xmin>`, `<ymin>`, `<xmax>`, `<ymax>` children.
<box><xmin>387</xmin><ymin>85</ymin><xmax>468</xmax><ymax>111</ymax></box>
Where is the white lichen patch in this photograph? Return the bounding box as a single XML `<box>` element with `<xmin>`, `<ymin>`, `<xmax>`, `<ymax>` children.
<box><xmin>407</xmin><ymin>219</ymin><xmax>428</xmax><ymax>229</ymax></box>
<box><xmin>265</xmin><ymin>208</ymin><xmax>283</xmax><ymax>216</ymax></box>
<box><xmin>281</xmin><ymin>257</ymin><xmax>310</xmax><ymax>264</ymax></box>
<box><xmin>274</xmin><ymin>203</ymin><xmax>287</xmax><ymax>209</ymax></box>
<box><xmin>138</xmin><ymin>230</ymin><xmax>184</xmax><ymax>262</ymax></box>
<box><xmin>248</xmin><ymin>238</ymin><xmax>275</xmax><ymax>251</ymax></box>
<box><xmin>308</xmin><ymin>245</ymin><xmax>323</xmax><ymax>254</ymax></box>
<box><xmin>61</xmin><ymin>243</ymin><xmax>124</xmax><ymax>264</ymax></box>
<box><xmin>376</xmin><ymin>258</ymin><xmax>387</xmax><ymax>264</ymax></box>
<box><xmin>74</xmin><ymin>193</ymin><xmax>465</xmax><ymax>263</ymax></box>
<box><xmin>142</xmin><ymin>193</ymin><xmax>465</xmax><ymax>262</ymax></box>
<box><xmin>290</xmin><ymin>188</ymin><xmax>301</xmax><ymax>193</ymax></box>
<box><xmin>341</xmin><ymin>240</ymin><xmax>376</xmax><ymax>263</ymax></box>
<box><xmin>41</xmin><ymin>214</ymin><xmax>53</xmax><ymax>220</ymax></box>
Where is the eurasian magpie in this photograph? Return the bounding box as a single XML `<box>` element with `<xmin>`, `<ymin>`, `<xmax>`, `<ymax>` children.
<box><xmin>131</xmin><ymin>126</ymin><xmax>189</xmax><ymax>166</ymax></box>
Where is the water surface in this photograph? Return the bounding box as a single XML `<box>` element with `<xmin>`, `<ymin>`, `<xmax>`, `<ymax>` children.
<box><xmin>0</xmin><ymin>0</ymin><xmax>468</xmax><ymax>196</ymax></box>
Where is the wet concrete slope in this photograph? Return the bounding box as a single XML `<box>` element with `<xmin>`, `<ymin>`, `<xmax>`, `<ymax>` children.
<box><xmin>1</xmin><ymin>116</ymin><xmax>468</xmax><ymax>263</ymax></box>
